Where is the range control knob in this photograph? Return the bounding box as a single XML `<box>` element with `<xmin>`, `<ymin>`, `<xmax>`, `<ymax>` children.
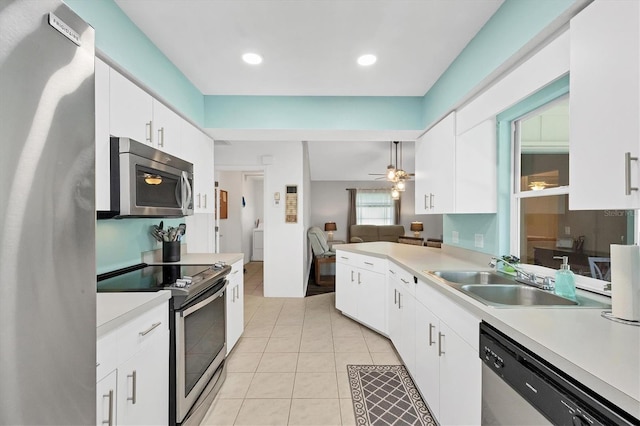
<box><xmin>571</xmin><ymin>414</ymin><xmax>589</xmax><ymax>426</ymax></box>
<box><xmin>493</xmin><ymin>356</ymin><xmax>504</xmax><ymax>369</ymax></box>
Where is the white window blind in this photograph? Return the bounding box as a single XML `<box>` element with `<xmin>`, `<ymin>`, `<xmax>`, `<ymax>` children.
<box><xmin>356</xmin><ymin>190</ymin><xmax>395</xmax><ymax>225</ymax></box>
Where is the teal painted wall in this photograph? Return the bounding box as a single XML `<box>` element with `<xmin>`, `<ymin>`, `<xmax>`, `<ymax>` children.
<box><xmin>96</xmin><ymin>218</ymin><xmax>184</xmax><ymax>274</ymax></box>
<box><xmin>65</xmin><ymin>0</ymin><xmax>205</xmax><ymax>124</ymax></box>
<box><xmin>443</xmin><ymin>75</ymin><xmax>570</xmax><ymax>256</ymax></box>
<box><xmin>421</xmin><ymin>0</ymin><xmax>575</xmax><ymax>129</ymax></box>
<box><xmin>204</xmin><ymin>96</ymin><xmax>423</xmax><ymax>130</ymax></box>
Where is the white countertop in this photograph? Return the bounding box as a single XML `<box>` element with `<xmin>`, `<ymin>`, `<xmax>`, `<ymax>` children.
<box><xmin>97</xmin><ymin>291</ymin><xmax>171</xmax><ymax>338</ymax></box>
<box><xmin>142</xmin><ymin>250</ymin><xmax>244</xmax><ymax>266</ymax></box>
<box><xmin>335</xmin><ymin>242</ymin><xmax>640</xmax><ymax>420</ymax></box>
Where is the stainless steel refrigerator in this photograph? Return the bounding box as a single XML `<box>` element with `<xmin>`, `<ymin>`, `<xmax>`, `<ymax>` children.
<box><xmin>0</xmin><ymin>0</ymin><xmax>96</xmax><ymax>424</ymax></box>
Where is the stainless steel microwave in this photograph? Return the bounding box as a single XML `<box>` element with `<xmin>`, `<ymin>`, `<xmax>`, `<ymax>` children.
<box><xmin>99</xmin><ymin>137</ymin><xmax>194</xmax><ymax>219</ymax></box>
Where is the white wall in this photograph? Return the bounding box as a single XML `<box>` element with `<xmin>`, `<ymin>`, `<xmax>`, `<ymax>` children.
<box><xmin>216</xmin><ymin>141</ymin><xmax>307</xmax><ymax>297</ymax></box>
<box><xmin>310</xmin><ymin>180</ymin><xmax>443</xmax><ymax>241</ymax></box>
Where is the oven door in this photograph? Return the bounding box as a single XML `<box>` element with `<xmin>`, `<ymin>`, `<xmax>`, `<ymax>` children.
<box><xmin>119</xmin><ymin>152</ymin><xmax>193</xmax><ymax>217</ymax></box>
<box><xmin>174</xmin><ymin>281</ymin><xmax>227</xmax><ymax>423</ymax></box>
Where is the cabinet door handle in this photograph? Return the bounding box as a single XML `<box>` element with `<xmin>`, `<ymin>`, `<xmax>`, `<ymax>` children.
<box><xmin>127</xmin><ymin>370</ymin><xmax>137</xmax><ymax>404</ymax></box>
<box><xmin>197</xmin><ymin>193</ymin><xmax>202</xmax><ymax>208</ymax></box>
<box><xmin>350</xmin><ymin>270</ymin><xmax>354</xmax><ymax>282</ymax></box>
<box><xmin>424</xmin><ymin>194</ymin><xmax>428</xmax><ymax>210</ymax></box>
<box><xmin>203</xmin><ymin>193</ymin><xmax>207</xmax><ymax>208</ymax></box>
<box><xmin>340</xmin><ymin>256</ymin><xmax>350</xmax><ymax>260</ymax></box>
<box><xmin>139</xmin><ymin>321</ymin><xmax>161</xmax><ymax>336</ymax></box>
<box><xmin>364</xmin><ymin>261</ymin><xmax>374</xmax><ymax>266</ymax></box>
<box><xmin>357</xmin><ymin>272</ymin><xmax>362</xmax><ymax>285</ymax></box>
<box><xmin>145</xmin><ymin>121</ymin><xmax>153</xmax><ymax>144</ymax></box>
<box><xmin>394</xmin><ymin>288</ymin><xmax>397</xmax><ymax>305</ymax></box>
<box><xmin>398</xmin><ymin>292</ymin><xmax>402</xmax><ymax>309</ymax></box>
<box><xmin>158</xmin><ymin>127</ymin><xmax>165</xmax><ymax>147</ymax></box>
<box><xmin>429</xmin><ymin>323</ymin><xmax>435</xmax><ymax>346</ymax></box>
<box><xmin>388</xmin><ymin>269</ymin><xmax>396</xmax><ymax>275</ymax></box>
<box><xmin>438</xmin><ymin>332</ymin><xmax>445</xmax><ymax>357</ymax></box>
<box><xmin>430</xmin><ymin>193</ymin><xmax>435</xmax><ymax>209</ymax></box>
<box><xmin>102</xmin><ymin>389</ymin><xmax>114</xmax><ymax>425</ymax></box>
<box><xmin>400</xmin><ymin>278</ymin><xmax>409</xmax><ymax>285</ymax></box>
<box><xmin>625</xmin><ymin>152</ymin><xmax>638</xmax><ymax>195</ymax></box>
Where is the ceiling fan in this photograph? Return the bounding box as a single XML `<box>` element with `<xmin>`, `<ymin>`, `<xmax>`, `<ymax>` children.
<box><xmin>369</xmin><ymin>141</ymin><xmax>415</xmax><ymax>189</ymax></box>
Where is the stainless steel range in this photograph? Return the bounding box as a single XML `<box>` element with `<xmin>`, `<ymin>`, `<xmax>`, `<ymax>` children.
<box><xmin>98</xmin><ymin>263</ymin><xmax>231</xmax><ymax>425</ymax></box>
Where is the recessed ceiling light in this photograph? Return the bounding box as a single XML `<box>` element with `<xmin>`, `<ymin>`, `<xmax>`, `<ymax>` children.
<box><xmin>357</xmin><ymin>54</ymin><xmax>377</xmax><ymax>66</ymax></box>
<box><xmin>242</xmin><ymin>53</ymin><xmax>263</xmax><ymax>65</ymax></box>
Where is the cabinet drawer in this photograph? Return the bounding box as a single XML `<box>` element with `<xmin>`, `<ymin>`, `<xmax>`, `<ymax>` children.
<box><xmin>337</xmin><ymin>252</ymin><xmax>386</xmax><ymax>274</ymax></box>
<box><xmin>336</xmin><ymin>250</ymin><xmax>357</xmax><ymax>266</ymax></box>
<box><xmin>96</xmin><ymin>329</ymin><xmax>118</xmax><ymax>382</ymax></box>
<box><xmin>388</xmin><ymin>262</ymin><xmax>416</xmax><ymax>296</ymax></box>
<box><xmin>117</xmin><ymin>303</ymin><xmax>168</xmax><ymax>364</ymax></box>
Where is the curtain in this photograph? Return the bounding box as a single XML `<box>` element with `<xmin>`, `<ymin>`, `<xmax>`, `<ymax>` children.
<box><xmin>394</xmin><ymin>194</ymin><xmax>401</xmax><ymax>225</ymax></box>
<box><xmin>346</xmin><ymin>188</ymin><xmax>357</xmax><ymax>242</ymax></box>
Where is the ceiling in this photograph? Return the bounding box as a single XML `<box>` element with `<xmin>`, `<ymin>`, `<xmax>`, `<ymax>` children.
<box><xmin>115</xmin><ymin>0</ymin><xmax>504</xmax><ymax>96</ymax></box>
<box><xmin>114</xmin><ymin>0</ymin><xmax>504</xmax><ymax>180</ymax></box>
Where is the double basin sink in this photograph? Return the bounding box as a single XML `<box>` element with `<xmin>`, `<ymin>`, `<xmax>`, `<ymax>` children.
<box><xmin>428</xmin><ymin>271</ymin><xmax>611</xmax><ymax>308</ymax></box>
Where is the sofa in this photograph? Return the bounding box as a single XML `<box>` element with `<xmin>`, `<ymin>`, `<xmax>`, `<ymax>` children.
<box><xmin>349</xmin><ymin>225</ymin><xmax>405</xmax><ymax>243</ymax></box>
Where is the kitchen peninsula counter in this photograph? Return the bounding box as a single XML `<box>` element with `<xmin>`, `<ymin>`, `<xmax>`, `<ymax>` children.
<box><xmin>334</xmin><ymin>242</ymin><xmax>640</xmax><ymax>420</ymax></box>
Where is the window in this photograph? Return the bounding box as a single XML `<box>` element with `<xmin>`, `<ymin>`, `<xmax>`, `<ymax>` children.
<box><xmin>356</xmin><ymin>189</ymin><xmax>395</xmax><ymax>225</ymax></box>
<box><xmin>512</xmin><ymin>96</ymin><xmax>632</xmax><ymax>279</ymax></box>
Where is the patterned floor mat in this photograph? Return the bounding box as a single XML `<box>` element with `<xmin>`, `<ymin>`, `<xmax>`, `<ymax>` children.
<box><xmin>347</xmin><ymin>365</ymin><xmax>436</xmax><ymax>426</ymax></box>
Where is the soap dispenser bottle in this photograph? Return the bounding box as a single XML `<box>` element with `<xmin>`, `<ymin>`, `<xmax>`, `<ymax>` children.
<box><xmin>553</xmin><ymin>256</ymin><xmax>576</xmax><ymax>300</ymax></box>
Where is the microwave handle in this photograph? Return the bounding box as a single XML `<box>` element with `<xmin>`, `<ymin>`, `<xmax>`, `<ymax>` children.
<box><xmin>181</xmin><ymin>171</ymin><xmax>192</xmax><ymax>213</ymax></box>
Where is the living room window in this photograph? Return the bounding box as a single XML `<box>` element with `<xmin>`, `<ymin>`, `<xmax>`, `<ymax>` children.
<box><xmin>355</xmin><ymin>189</ymin><xmax>396</xmax><ymax>225</ymax></box>
<box><xmin>512</xmin><ymin>96</ymin><xmax>631</xmax><ymax>279</ymax></box>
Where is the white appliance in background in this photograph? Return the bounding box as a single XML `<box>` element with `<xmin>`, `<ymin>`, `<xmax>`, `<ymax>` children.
<box><xmin>0</xmin><ymin>1</ymin><xmax>96</xmax><ymax>424</ymax></box>
<box><xmin>253</xmin><ymin>226</ymin><xmax>264</xmax><ymax>261</ymax></box>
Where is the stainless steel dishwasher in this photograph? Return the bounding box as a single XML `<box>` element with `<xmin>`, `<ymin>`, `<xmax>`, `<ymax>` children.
<box><xmin>479</xmin><ymin>322</ymin><xmax>637</xmax><ymax>425</ymax></box>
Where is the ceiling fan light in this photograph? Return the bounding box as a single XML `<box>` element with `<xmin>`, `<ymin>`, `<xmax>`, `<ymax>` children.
<box><xmin>396</xmin><ymin>179</ymin><xmax>406</xmax><ymax>191</ymax></box>
<box><xmin>391</xmin><ymin>187</ymin><xmax>400</xmax><ymax>200</ymax></box>
<box><xmin>387</xmin><ymin>166</ymin><xmax>396</xmax><ymax>181</ymax></box>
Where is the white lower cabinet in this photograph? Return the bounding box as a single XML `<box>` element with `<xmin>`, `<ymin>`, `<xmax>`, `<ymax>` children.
<box><xmin>414</xmin><ymin>280</ymin><xmax>481</xmax><ymax>425</ymax></box>
<box><xmin>335</xmin><ymin>251</ymin><xmax>387</xmax><ymax>334</ymax></box>
<box><xmin>96</xmin><ymin>370</ymin><xmax>117</xmax><ymax>426</ymax></box>
<box><xmin>96</xmin><ymin>300</ymin><xmax>169</xmax><ymax>426</ymax></box>
<box><xmin>387</xmin><ymin>263</ymin><xmax>416</xmax><ymax>373</ymax></box>
<box><xmin>226</xmin><ymin>260</ymin><xmax>245</xmax><ymax>354</ymax></box>
<box><xmin>116</xmin><ymin>331</ymin><xmax>169</xmax><ymax>425</ymax></box>
<box><xmin>335</xmin><ymin>250</ymin><xmax>482</xmax><ymax>425</ymax></box>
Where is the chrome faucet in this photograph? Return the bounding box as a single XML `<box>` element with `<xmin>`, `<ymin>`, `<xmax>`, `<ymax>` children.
<box><xmin>489</xmin><ymin>257</ymin><xmax>554</xmax><ymax>291</ymax></box>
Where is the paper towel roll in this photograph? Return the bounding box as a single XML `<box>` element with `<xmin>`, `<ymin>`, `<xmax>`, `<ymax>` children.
<box><xmin>610</xmin><ymin>244</ymin><xmax>640</xmax><ymax>321</ymax></box>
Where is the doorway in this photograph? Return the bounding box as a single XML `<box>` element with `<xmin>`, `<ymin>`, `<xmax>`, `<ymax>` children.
<box><xmin>216</xmin><ymin>170</ymin><xmax>265</xmax><ymax>267</ymax></box>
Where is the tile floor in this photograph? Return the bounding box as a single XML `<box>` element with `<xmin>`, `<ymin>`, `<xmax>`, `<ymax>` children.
<box><xmin>201</xmin><ymin>262</ymin><xmax>402</xmax><ymax>426</ymax></box>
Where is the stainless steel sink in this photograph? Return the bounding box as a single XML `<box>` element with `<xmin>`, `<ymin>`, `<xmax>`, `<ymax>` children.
<box><xmin>427</xmin><ymin>270</ymin><xmax>612</xmax><ymax>308</ymax></box>
<box><xmin>460</xmin><ymin>284</ymin><xmax>577</xmax><ymax>306</ymax></box>
<box><xmin>430</xmin><ymin>270</ymin><xmax>516</xmax><ymax>285</ymax></box>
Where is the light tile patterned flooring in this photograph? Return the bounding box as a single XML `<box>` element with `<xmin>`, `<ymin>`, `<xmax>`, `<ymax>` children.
<box><xmin>201</xmin><ymin>262</ymin><xmax>402</xmax><ymax>426</ymax></box>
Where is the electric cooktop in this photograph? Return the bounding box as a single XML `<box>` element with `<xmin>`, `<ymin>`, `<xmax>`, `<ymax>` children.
<box><xmin>97</xmin><ymin>263</ymin><xmax>231</xmax><ymax>307</ymax></box>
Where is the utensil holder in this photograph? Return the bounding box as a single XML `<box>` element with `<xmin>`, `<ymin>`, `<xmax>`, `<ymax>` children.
<box><xmin>163</xmin><ymin>241</ymin><xmax>180</xmax><ymax>262</ymax></box>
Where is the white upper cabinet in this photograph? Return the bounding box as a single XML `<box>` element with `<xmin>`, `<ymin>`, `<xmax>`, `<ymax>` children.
<box><xmin>110</xmin><ymin>67</ymin><xmax>183</xmax><ymax>158</ymax></box>
<box><xmin>455</xmin><ymin>118</ymin><xmax>497</xmax><ymax>213</ymax></box>
<box><xmin>95</xmin><ymin>57</ymin><xmax>111</xmax><ymax>211</ymax></box>
<box><xmin>415</xmin><ymin>112</ymin><xmax>456</xmax><ymax>214</ymax></box>
<box><xmin>570</xmin><ymin>0</ymin><xmax>640</xmax><ymax>210</ymax></box>
<box><xmin>181</xmin><ymin>123</ymin><xmax>215</xmax><ymax>213</ymax></box>
<box><xmin>415</xmin><ymin>112</ymin><xmax>496</xmax><ymax>214</ymax></box>
<box><xmin>152</xmin><ymin>99</ymin><xmax>183</xmax><ymax>158</ymax></box>
<box><xmin>109</xmin><ymin>68</ymin><xmax>153</xmax><ymax>144</ymax></box>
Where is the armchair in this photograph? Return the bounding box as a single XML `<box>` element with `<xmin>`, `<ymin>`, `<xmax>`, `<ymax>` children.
<box><xmin>308</xmin><ymin>226</ymin><xmax>336</xmax><ymax>286</ymax></box>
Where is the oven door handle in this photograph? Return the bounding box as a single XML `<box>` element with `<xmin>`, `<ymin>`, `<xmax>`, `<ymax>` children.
<box><xmin>180</xmin><ymin>282</ymin><xmax>227</xmax><ymax>317</ymax></box>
